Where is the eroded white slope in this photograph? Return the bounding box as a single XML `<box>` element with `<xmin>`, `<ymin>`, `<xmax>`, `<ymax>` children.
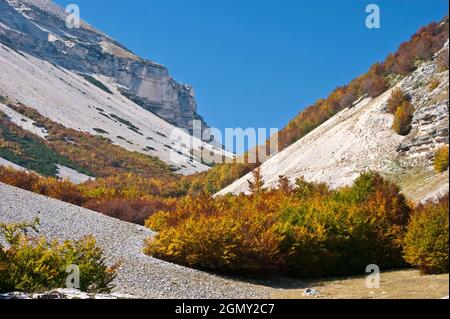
<box><xmin>0</xmin><ymin>43</ymin><xmax>232</xmax><ymax>174</ymax></box>
<box><xmin>218</xmin><ymin>93</ymin><xmax>401</xmax><ymax>195</ymax></box>
<box><xmin>218</xmin><ymin>60</ymin><xmax>449</xmax><ymax>199</ymax></box>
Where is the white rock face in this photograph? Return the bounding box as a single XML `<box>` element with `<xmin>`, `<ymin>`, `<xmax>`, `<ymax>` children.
<box><xmin>0</xmin><ymin>43</ymin><xmax>232</xmax><ymax>175</ymax></box>
<box><xmin>56</xmin><ymin>164</ymin><xmax>94</xmax><ymax>184</ymax></box>
<box><xmin>218</xmin><ymin>56</ymin><xmax>449</xmax><ymax>202</ymax></box>
<box><xmin>0</xmin><ymin>0</ymin><xmax>208</xmax><ymax>134</ymax></box>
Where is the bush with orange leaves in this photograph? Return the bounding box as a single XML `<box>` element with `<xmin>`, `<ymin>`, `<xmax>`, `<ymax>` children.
<box><xmin>145</xmin><ymin>172</ymin><xmax>412</xmax><ymax>277</ymax></box>
<box><xmin>84</xmin><ymin>197</ymin><xmax>176</xmax><ymax>225</ymax></box>
<box><xmin>0</xmin><ymin>166</ymin><xmax>85</xmax><ymax>205</ymax></box>
<box><xmin>145</xmin><ymin>191</ymin><xmax>288</xmax><ymax>274</ymax></box>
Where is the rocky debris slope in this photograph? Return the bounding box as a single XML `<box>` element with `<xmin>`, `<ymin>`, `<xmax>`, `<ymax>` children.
<box><xmin>0</xmin><ymin>0</ymin><xmax>207</xmax><ymax>134</ymax></box>
<box><xmin>218</xmin><ymin>48</ymin><xmax>449</xmax><ymax>202</ymax></box>
<box><xmin>0</xmin><ymin>182</ymin><xmax>266</xmax><ymax>299</ymax></box>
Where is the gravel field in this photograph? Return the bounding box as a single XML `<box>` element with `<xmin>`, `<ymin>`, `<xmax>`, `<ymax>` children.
<box><xmin>0</xmin><ymin>182</ymin><xmax>267</xmax><ymax>299</ymax></box>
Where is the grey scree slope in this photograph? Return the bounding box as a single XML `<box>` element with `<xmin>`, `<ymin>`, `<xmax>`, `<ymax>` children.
<box><xmin>0</xmin><ymin>182</ymin><xmax>267</xmax><ymax>299</ymax></box>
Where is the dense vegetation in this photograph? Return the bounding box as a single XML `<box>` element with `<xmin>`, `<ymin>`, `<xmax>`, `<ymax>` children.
<box><xmin>144</xmin><ymin>171</ymin><xmax>449</xmax><ymax>277</ymax></box>
<box><xmin>403</xmin><ymin>195</ymin><xmax>449</xmax><ymax>274</ymax></box>
<box><xmin>0</xmin><ymin>219</ymin><xmax>117</xmax><ymax>293</ymax></box>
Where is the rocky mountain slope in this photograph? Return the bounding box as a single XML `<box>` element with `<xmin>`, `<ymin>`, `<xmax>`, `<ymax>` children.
<box><xmin>218</xmin><ymin>43</ymin><xmax>449</xmax><ymax>202</ymax></box>
<box><xmin>0</xmin><ymin>0</ymin><xmax>207</xmax><ymax>133</ymax></box>
<box><xmin>0</xmin><ymin>0</ymin><xmax>233</xmax><ymax>175</ymax></box>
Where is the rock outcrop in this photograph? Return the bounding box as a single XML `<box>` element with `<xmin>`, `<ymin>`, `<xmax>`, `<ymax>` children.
<box><xmin>0</xmin><ymin>0</ymin><xmax>207</xmax><ymax>134</ymax></box>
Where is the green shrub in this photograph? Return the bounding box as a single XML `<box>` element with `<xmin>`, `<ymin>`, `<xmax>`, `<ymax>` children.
<box><xmin>403</xmin><ymin>195</ymin><xmax>449</xmax><ymax>274</ymax></box>
<box><xmin>0</xmin><ymin>219</ymin><xmax>118</xmax><ymax>293</ymax></box>
<box><xmin>433</xmin><ymin>146</ymin><xmax>449</xmax><ymax>173</ymax></box>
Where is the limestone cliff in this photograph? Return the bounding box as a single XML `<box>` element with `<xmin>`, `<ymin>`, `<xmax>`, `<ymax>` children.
<box><xmin>0</xmin><ymin>0</ymin><xmax>207</xmax><ymax>133</ymax></box>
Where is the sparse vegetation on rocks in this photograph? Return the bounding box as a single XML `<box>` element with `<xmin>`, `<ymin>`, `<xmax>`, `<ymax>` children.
<box><xmin>433</xmin><ymin>146</ymin><xmax>449</xmax><ymax>173</ymax></box>
<box><xmin>429</xmin><ymin>78</ymin><xmax>441</xmax><ymax>92</ymax></box>
<box><xmin>4</xmin><ymin>102</ymin><xmax>172</xmax><ymax>178</ymax></box>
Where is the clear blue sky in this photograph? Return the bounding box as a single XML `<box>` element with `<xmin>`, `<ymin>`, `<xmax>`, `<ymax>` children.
<box><xmin>55</xmin><ymin>0</ymin><xmax>448</xmax><ymax>149</ymax></box>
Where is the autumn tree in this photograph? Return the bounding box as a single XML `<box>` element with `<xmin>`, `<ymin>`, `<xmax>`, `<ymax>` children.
<box><xmin>339</xmin><ymin>88</ymin><xmax>356</xmax><ymax>108</ymax></box>
<box><xmin>387</xmin><ymin>88</ymin><xmax>409</xmax><ymax>114</ymax></box>
<box><xmin>392</xmin><ymin>101</ymin><xmax>414</xmax><ymax>135</ymax></box>
<box><xmin>277</xmin><ymin>175</ymin><xmax>292</xmax><ymax>193</ymax></box>
<box><xmin>361</xmin><ymin>64</ymin><xmax>388</xmax><ymax>98</ymax></box>
<box><xmin>248</xmin><ymin>166</ymin><xmax>265</xmax><ymax>195</ymax></box>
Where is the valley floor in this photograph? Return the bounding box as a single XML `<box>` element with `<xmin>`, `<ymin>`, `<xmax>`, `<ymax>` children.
<box><xmin>263</xmin><ymin>269</ymin><xmax>449</xmax><ymax>299</ymax></box>
<box><xmin>0</xmin><ymin>182</ymin><xmax>448</xmax><ymax>299</ymax></box>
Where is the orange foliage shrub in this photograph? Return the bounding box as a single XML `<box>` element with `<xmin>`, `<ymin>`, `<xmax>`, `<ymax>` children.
<box><xmin>0</xmin><ymin>166</ymin><xmax>40</xmax><ymax>191</ymax></box>
<box><xmin>392</xmin><ymin>101</ymin><xmax>414</xmax><ymax>135</ymax></box>
<box><xmin>84</xmin><ymin>197</ymin><xmax>176</xmax><ymax>225</ymax></box>
<box><xmin>0</xmin><ymin>166</ymin><xmax>85</xmax><ymax>205</ymax></box>
<box><xmin>386</xmin><ymin>88</ymin><xmax>409</xmax><ymax>114</ymax></box>
<box><xmin>145</xmin><ymin>172</ymin><xmax>411</xmax><ymax>277</ymax></box>
<box><xmin>433</xmin><ymin>146</ymin><xmax>449</xmax><ymax>173</ymax></box>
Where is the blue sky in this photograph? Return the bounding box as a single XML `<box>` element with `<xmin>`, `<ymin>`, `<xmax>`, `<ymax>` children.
<box><xmin>55</xmin><ymin>0</ymin><xmax>448</xmax><ymax>150</ymax></box>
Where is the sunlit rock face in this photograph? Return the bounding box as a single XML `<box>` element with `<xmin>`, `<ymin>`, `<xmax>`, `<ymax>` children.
<box><xmin>0</xmin><ymin>0</ymin><xmax>207</xmax><ymax>134</ymax></box>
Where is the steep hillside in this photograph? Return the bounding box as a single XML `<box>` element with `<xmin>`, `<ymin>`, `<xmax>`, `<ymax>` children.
<box><xmin>0</xmin><ymin>0</ymin><xmax>233</xmax><ymax>176</ymax></box>
<box><xmin>218</xmin><ymin>44</ymin><xmax>449</xmax><ymax>202</ymax></box>
<box><xmin>0</xmin><ymin>0</ymin><xmax>207</xmax><ymax>133</ymax></box>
